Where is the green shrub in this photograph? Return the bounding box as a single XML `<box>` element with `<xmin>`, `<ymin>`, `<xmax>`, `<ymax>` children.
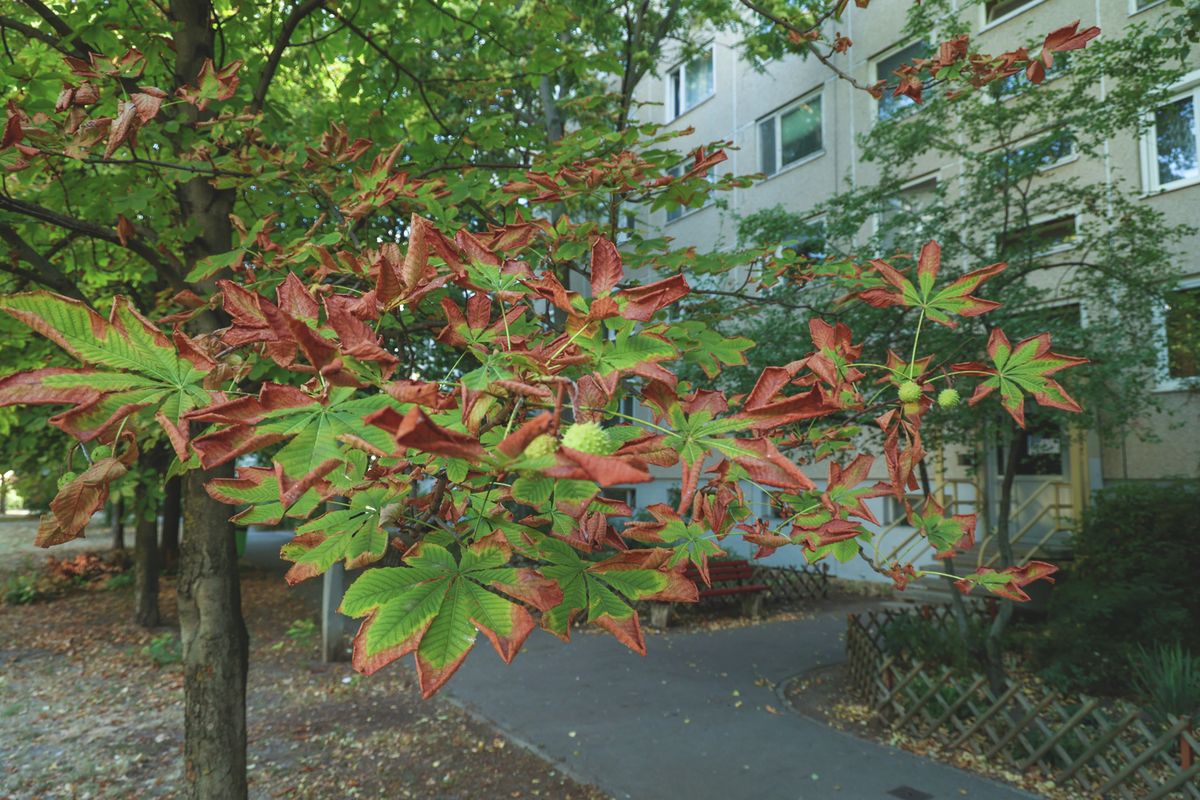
<box><xmin>2</xmin><ymin>572</ymin><xmax>40</xmax><ymax>605</ymax></box>
<box><xmin>1132</xmin><ymin>642</ymin><xmax>1200</xmax><ymax>725</ymax></box>
<box><xmin>1036</xmin><ymin>481</ymin><xmax>1200</xmax><ymax>694</ymax></box>
<box><xmin>880</xmin><ymin>613</ymin><xmax>988</xmax><ymax>673</ymax></box>
<box><xmin>142</xmin><ymin>633</ymin><xmax>182</xmax><ymax>667</ymax></box>
<box><xmin>104</xmin><ymin>573</ymin><xmax>134</xmax><ymax>590</ymax></box>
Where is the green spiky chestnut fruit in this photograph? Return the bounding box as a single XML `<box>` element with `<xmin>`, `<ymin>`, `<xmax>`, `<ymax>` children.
<box><xmin>524</xmin><ymin>434</ymin><xmax>559</xmax><ymax>459</ymax></box>
<box><xmin>937</xmin><ymin>388</ymin><xmax>961</xmax><ymax>409</ymax></box>
<box><xmin>560</xmin><ymin>421</ymin><xmax>614</xmax><ymax>455</ymax></box>
<box><xmin>897</xmin><ymin>381</ymin><xmax>922</xmax><ymax>404</ymax></box>
<box><xmin>57</xmin><ymin>471</ymin><xmax>78</xmax><ymax>489</ymax></box>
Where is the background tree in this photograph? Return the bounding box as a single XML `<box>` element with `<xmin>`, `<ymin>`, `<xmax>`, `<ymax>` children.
<box><xmin>723</xmin><ymin>0</ymin><xmax>1197</xmax><ymax>686</ymax></box>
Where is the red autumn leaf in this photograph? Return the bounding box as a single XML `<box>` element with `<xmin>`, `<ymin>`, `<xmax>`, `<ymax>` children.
<box><xmin>619</xmin><ymin>273</ymin><xmax>690</xmax><ymax>321</ymax></box>
<box><xmin>590</xmin><ymin>236</ymin><xmax>624</xmax><ymax>296</ymax></box>
<box><xmin>367</xmin><ymin>406</ymin><xmax>485</xmax><ymax>461</ymax></box>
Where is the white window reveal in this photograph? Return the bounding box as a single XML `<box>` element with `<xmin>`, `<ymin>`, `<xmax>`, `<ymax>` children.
<box><xmin>984</xmin><ymin>0</ymin><xmax>1042</xmax><ymax>25</ymax></box>
<box><xmin>758</xmin><ymin>92</ymin><xmax>823</xmax><ymax>176</ymax></box>
<box><xmin>668</xmin><ymin>47</ymin><xmax>715</xmax><ymax>119</ymax></box>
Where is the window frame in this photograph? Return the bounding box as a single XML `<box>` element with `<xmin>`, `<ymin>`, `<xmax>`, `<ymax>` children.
<box><xmin>872</xmin><ymin>40</ymin><xmax>931</xmax><ymax>122</ymax></box>
<box><xmin>666</xmin><ymin>44</ymin><xmax>716</xmax><ymax>121</ymax></box>
<box><xmin>990</xmin><ymin>127</ymin><xmax>1079</xmax><ymax>175</ymax></box>
<box><xmin>980</xmin><ymin>0</ymin><xmax>1050</xmax><ymax>31</ymax></box>
<box><xmin>1141</xmin><ymin>72</ymin><xmax>1200</xmax><ymax>194</ymax></box>
<box><xmin>1129</xmin><ymin>0</ymin><xmax>1167</xmax><ymax>15</ymax></box>
<box><xmin>1155</xmin><ymin>276</ymin><xmax>1200</xmax><ymax>393</ymax></box>
<box><xmin>664</xmin><ymin>162</ymin><xmax>716</xmax><ymax>224</ymax></box>
<box><xmin>993</xmin><ymin>212</ymin><xmax>1080</xmax><ymax>260</ymax></box>
<box><xmin>756</xmin><ymin>88</ymin><xmax>825</xmax><ymax>177</ymax></box>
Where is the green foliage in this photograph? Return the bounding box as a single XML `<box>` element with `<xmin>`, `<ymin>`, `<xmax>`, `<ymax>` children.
<box><xmin>2</xmin><ymin>571</ymin><xmax>40</xmax><ymax>605</ymax></box>
<box><xmin>1034</xmin><ymin>482</ymin><xmax>1200</xmax><ymax>693</ymax></box>
<box><xmin>142</xmin><ymin>633</ymin><xmax>182</xmax><ymax>668</ymax></box>
<box><xmin>1131</xmin><ymin>642</ymin><xmax>1200</xmax><ymax>725</ymax></box>
<box><xmin>881</xmin><ymin>613</ymin><xmax>988</xmax><ymax>673</ymax></box>
<box><xmin>105</xmin><ymin>573</ymin><xmax>134</xmax><ymax>590</ymax></box>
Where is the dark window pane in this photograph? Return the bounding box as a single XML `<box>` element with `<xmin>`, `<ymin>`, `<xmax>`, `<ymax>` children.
<box><xmin>986</xmin><ymin>0</ymin><xmax>1035</xmax><ymax>22</ymax></box>
<box><xmin>759</xmin><ymin>118</ymin><xmax>776</xmax><ymax>175</ymax></box>
<box><xmin>1166</xmin><ymin>287</ymin><xmax>1200</xmax><ymax>378</ymax></box>
<box><xmin>876</xmin><ymin>41</ymin><xmax>927</xmax><ymax>120</ymax></box>
<box><xmin>780</xmin><ymin>95</ymin><xmax>821</xmax><ymax>165</ymax></box>
<box><xmin>1155</xmin><ymin>96</ymin><xmax>1199</xmax><ymax>187</ymax></box>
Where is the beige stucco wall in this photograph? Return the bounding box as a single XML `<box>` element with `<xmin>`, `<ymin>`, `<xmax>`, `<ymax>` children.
<box><xmin>629</xmin><ymin>0</ymin><xmax>1200</xmax><ymax>492</ymax></box>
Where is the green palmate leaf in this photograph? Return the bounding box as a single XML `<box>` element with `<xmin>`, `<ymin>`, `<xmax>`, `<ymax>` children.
<box><xmin>910</xmin><ymin>501</ymin><xmax>976</xmax><ymax>558</ymax></box>
<box><xmin>0</xmin><ymin>293</ymin><xmax>214</xmax><ymax>451</ymax></box>
<box><xmin>857</xmin><ymin>241</ymin><xmax>1005</xmax><ymax>328</ymax></box>
<box><xmin>660</xmin><ymin>518</ymin><xmax>724</xmax><ymax>582</ymax></box>
<box><xmin>511</xmin><ymin>474</ymin><xmax>554</xmax><ymax>507</ymax></box>
<box><xmin>206</xmin><ymin>466</ymin><xmax>326</xmax><ymax>525</ymax></box>
<box><xmin>341</xmin><ymin>540</ymin><xmax>561</xmax><ymax>697</ymax></box>
<box><xmin>191</xmin><ymin>385</ymin><xmax>398</xmax><ymax>481</ymax></box>
<box><xmin>537</xmin><ymin>539</ymin><xmax>696</xmax><ymax>655</ymax></box>
<box><xmin>591</xmin><ymin>328</ymin><xmax>677</xmax><ymax>374</ymax></box>
<box><xmin>280</xmin><ymin>486</ymin><xmax>403</xmax><ymax>584</ymax></box>
<box><xmin>665</xmin><ymin>321</ymin><xmax>754</xmax><ymax>378</ymax></box>
<box><xmin>959</xmin><ymin>329</ymin><xmax>1088</xmax><ymax>427</ymax></box>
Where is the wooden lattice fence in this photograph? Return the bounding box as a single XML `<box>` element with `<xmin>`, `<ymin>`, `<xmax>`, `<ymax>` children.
<box><xmin>846</xmin><ymin>607</ymin><xmax>1200</xmax><ymax>799</ymax></box>
<box><xmin>752</xmin><ymin>562</ymin><xmax>829</xmax><ymax>602</ymax></box>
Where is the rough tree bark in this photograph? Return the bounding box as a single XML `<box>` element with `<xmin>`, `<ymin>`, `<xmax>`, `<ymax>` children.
<box><xmin>110</xmin><ymin>497</ymin><xmax>125</xmax><ymax>550</ymax></box>
<box><xmin>168</xmin><ymin>1</ymin><xmax>247</xmax><ymax>797</ymax></box>
<box><xmin>985</xmin><ymin>426</ymin><xmax>1026</xmax><ymax>693</ymax></box>
<box><xmin>161</xmin><ymin>475</ymin><xmax>182</xmax><ymax>573</ymax></box>
<box><xmin>134</xmin><ymin>508</ymin><xmax>161</xmax><ymax>628</ymax></box>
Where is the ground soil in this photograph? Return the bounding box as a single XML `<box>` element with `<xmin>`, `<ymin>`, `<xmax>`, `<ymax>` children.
<box><xmin>0</xmin><ymin>555</ymin><xmax>608</xmax><ymax>799</ymax></box>
<box><xmin>781</xmin><ymin>662</ymin><xmax>1091</xmax><ymax>799</ymax></box>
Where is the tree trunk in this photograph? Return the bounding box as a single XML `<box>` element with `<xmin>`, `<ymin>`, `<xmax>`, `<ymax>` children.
<box><xmin>167</xmin><ymin>1</ymin><xmax>247</xmax><ymax>796</ymax></box>
<box><xmin>110</xmin><ymin>497</ymin><xmax>125</xmax><ymax>550</ymax></box>
<box><xmin>985</xmin><ymin>426</ymin><xmax>1026</xmax><ymax>693</ymax></box>
<box><xmin>135</xmin><ymin>507</ymin><xmax>161</xmax><ymax>628</ymax></box>
<box><xmin>161</xmin><ymin>475</ymin><xmax>182</xmax><ymax>573</ymax></box>
<box><xmin>179</xmin><ymin>463</ymin><xmax>247</xmax><ymax>799</ymax></box>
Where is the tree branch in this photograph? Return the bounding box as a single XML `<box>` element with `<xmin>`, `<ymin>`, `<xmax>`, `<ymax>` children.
<box><xmin>250</xmin><ymin>0</ymin><xmax>326</xmax><ymax>113</ymax></box>
<box><xmin>0</xmin><ymin>14</ymin><xmax>67</xmax><ymax>52</ymax></box>
<box><xmin>0</xmin><ymin>195</ymin><xmax>189</xmax><ymax>293</ymax></box>
<box><xmin>0</xmin><ymin>222</ymin><xmax>89</xmax><ymax>301</ymax></box>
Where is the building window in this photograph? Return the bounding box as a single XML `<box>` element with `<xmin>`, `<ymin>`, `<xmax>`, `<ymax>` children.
<box><xmin>1131</xmin><ymin>0</ymin><xmax>1165</xmax><ymax>13</ymax></box>
<box><xmin>665</xmin><ymin>163</ymin><xmax>715</xmax><ymax>222</ymax></box>
<box><xmin>993</xmin><ymin>53</ymin><xmax>1070</xmax><ymax>99</ymax></box>
<box><xmin>668</xmin><ymin>47</ymin><xmax>714</xmax><ymax>119</ymax></box>
<box><xmin>874</xmin><ymin>41</ymin><xmax>928</xmax><ymax>121</ymax></box>
<box><xmin>1164</xmin><ymin>285</ymin><xmax>1200</xmax><ymax>381</ymax></box>
<box><xmin>994</xmin><ymin>129</ymin><xmax>1077</xmax><ymax>178</ymax></box>
<box><xmin>758</xmin><ymin>92</ymin><xmax>823</xmax><ymax>175</ymax></box>
<box><xmin>996</xmin><ymin>215</ymin><xmax>1077</xmax><ymax>259</ymax></box>
<box><xmin>877</xmin><ymin>177</ymin><xmax>938</xmax><ymax>257</ymax></box>
<box><xmin>985</xmin><ymin>0</ymin><xmax>1041</xmax><ymax>24</ymax></box>
<box><xmin>1147</xmin><ymin>90</ymin><xmax>1199</xmax><ymax>191</ymax></box>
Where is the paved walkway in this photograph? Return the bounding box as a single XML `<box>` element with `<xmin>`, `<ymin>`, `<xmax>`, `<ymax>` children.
<box><xmin>446</xmin><ymin>608</ymin><xmax>1036</xmax><ymax>800</ymax></box>
<box><xmin>240</xmin><ymin>533</ymin><xmax>1034</xmax><ymax>799</ymax></box>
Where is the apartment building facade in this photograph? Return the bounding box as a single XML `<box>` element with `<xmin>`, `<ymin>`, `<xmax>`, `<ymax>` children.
<box><xmin>618</xmin><ymin>0</ymin><xmax>1200</xmax><ymax>582</ymax></box>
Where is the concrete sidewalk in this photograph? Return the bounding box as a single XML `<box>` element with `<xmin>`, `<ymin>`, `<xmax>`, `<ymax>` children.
<box><xmin>446</xmin><ymin>607</ymin><xmax>1036</xmax><ymax>800</ymax></box>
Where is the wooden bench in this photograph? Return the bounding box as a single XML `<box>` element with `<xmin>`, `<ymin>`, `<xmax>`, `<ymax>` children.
<box><xmin>649</xmin><ymin>559</ymin><xmax>768</xmax><ymax>628</ymax></box>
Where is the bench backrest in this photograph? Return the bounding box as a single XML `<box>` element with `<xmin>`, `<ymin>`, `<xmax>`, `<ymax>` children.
<box><xmin>684</xmin><ymin>560</ymin><xmax>755</xmax><ymax>583</ymax></box>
